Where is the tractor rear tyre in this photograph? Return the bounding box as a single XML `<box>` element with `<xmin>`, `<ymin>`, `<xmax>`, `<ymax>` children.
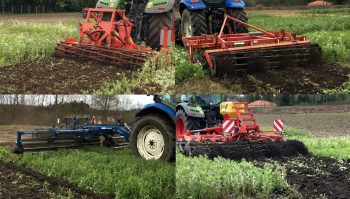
<box><xmin>181</xmin><ymin>9</ymin><xmax>207</xmax><ymax>37</ymax></box>
<box><xmin>147</xmin><ymin>10</ymin><xmax>175</xmax><ymax>50</ymax></box>
<box><xmin>176</xmin><ymin>109</ymin><xmax>202</xmax><ymax>131</ymax></box>
<box><xmin>227</xmin><ymin>9</ymin><xmax>248</xmax><ymax>33</ymax></box>
<box><xmin>131</xmin><ymin>113</ymin><xmax>175</xmax><ymax>161</ymax></box>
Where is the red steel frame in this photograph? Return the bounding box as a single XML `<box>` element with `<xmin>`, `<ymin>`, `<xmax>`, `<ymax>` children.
<box><xmin>182</xmin><ymin>14</ymin><xmax>311</xmax><ymax>71</ymax></box>
<box><xmin>176</xmin><ymin>102</ymin><xmax>284</xmax><ymax>143</ymax></box>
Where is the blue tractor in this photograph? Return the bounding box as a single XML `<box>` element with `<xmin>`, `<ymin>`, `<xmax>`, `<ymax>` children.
<box><xmin>13</xmin><ymin>96</ymin><xmax>176</xmax><ymax>162</ymax></box>
<box><xmin>178</xmin><ymin>0</ymin><xmax>248</xmax><ymax>37</ymax></box>
<box><xmin>130</xmin><ymin>95</ymin><xmax>176</xmax><ymax>161</ymax></box>
<box><xmin>95</xmin><ymin>0</ymin><xmax>247</xmax><ymax>50</ymax></box>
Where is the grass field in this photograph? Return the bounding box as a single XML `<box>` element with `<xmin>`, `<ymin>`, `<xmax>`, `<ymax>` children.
<box><xmin>0</xmin><ymin>13</ymin><xmax>174</xmax><ymax>94</ymax></box>
<box><xmin>0</xmin><ymin>147</ymin><xmax>175</xmax><ymax>199</ymax></box>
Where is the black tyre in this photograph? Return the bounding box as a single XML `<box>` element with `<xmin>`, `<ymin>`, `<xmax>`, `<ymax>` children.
<box><xmin>181</xmin><ymin>9</ymin><xmax>207</xmax><ymax>37</ymax></box>
<box><xmin>176</xmin><ymin>109</ymin><xmax>202</xmax><ymax>131</ymax></box>
<box><xmin>102</xmin><ymin>138</ymin><xmax>115</xmax><ymax>147</ymax></box>
<box><xmin>147</xmin><ymin>10</ymin><xmax>175</xmax><ymax>50</ymax></box>
<box><xmin>227</xmin><ymin>9</ymin><xmax>248</xmax><ymax>33</ymax></box>
<box><xmin>130</xmin><ymin>113</ymin><xmax>175</xmax><ymax>161</ymax></box>
<box><xmin>175</xmin><ymin>17</ymin><xmax>183</xmax><ymax>45</ymax></box>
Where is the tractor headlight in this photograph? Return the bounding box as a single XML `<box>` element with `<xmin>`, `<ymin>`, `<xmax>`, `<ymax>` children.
<box><xmin>109</xmin><ymin>3</ymin><xmax>115</xmax><ymax>8</ymax></box>
<box><xmin>146</xmin><ymin>2</ymin><xmax>153</xmax><ymax>8</ymax></box>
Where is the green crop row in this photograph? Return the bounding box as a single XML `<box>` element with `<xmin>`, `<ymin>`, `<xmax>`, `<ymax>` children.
<box><xmin>0</xmin><ymin>147</ymin><xmax>175</xmax><ymax>199</ymax></box>
<box><xmin>300</xmin><ymin>8</ymin><xmax>350</xmax><ymax>15</ymax></box>
<box><xmin>176</xmin><ymin>152</ymin><xmax>294</xmax><ymax>199</ymax></box>
<box><xmin>0</xmin><ymin>21</ymin><xmax>76</xmax><ymax>67</ymax></box>
<box><xmin>249</xmin><ymin>14</ymin><xmax>350</xmax><ymax>35</ymax></box>
<box><xmin>306</xmin><ymin>31</ymin><xmax>350</xmax><ymax>62</ymax></box>
<box><xmin>285</xmin><ymin>127</ymin><xmax>350</xmax><ymax>160</ymax></box>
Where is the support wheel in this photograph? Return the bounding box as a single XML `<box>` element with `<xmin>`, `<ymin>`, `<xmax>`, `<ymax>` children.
<box><xmin>181</xmin><ymin>9</ymin><xmax>207</xmax><ymax>37</ymax></box>
<box><xmin>147</xmin><ymin>10</ymin><xmax>175</xmax><ymax>50</ymax></box>
<box><xmin>131</xmin><ymin>114</ymin><xmax>175</xmax><ymax>161</ymax></box>
<box><xmin>227</xmin><ymin>9</ymin><xmax>248</xmax><ymax>33</ymax></box>
<box><xmin>102</xmin><ymin>138</ymin><xmax>115</xmax><ymax>147</ymax></box>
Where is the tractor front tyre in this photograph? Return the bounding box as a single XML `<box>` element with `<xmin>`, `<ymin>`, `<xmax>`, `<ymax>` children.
<box><xmin>131</xmin><ymin>114</ymin><xmax>175</xmax><ymax>161</ymax></box>
<box><xmin>147</xmin><ymin>10</ymin><xmax>175</xmax><ymax>50</ymax></box>
<box><xmin>181</xmin><ymin>9</ymin><xmax>207</xmax><ymax>37</ymax></box>
<box><xmin>227</xmin><ymin>9</ymin><xmax>248</xmax><ymax>33</ymax></box>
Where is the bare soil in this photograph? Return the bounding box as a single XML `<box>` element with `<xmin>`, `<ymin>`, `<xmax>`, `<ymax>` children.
<box><xmin>255</xmin><ymin>112</ymin><xmax>350</xmax><ymax>136</ymax></box>
<box><xmin>266</xmin><ymin>155</ymin><xmax>350</xmax><ymax>199</ymax></box>
<box><xmin>0</xmin><ymin>159</ymin><xmax>114</xmax><ymax>199</ymax></box>
<box><xmin>0</xmin><ymin>57</ymin><xmax>137</xmax><ymax>93</ymax></box>
<box><xmin>177</xmin><ymin>62</ymin><xmax>350</xmax><ymax>94</ymax></box>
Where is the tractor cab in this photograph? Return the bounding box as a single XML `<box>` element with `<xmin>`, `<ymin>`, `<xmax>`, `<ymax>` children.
<box><xmin>59</xmin><ymin>116</ymin><xmax>91</xmax><ymax>129</ymax></box>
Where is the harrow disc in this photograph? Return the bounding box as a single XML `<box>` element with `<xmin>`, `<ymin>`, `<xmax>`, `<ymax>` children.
<box><xmin>177</xmin><ymin>140</ymin><xmax>308</xmax><ymax>160</ymax></box>
<box><xmin>55</xmin><ymin>42</ymin><xmax>153</xmax><ymax>68</ymax></box>
<box><xmin>209</xmin><ymin>43</ymin><xmax>322</xmax><ymax>76</ymax></box>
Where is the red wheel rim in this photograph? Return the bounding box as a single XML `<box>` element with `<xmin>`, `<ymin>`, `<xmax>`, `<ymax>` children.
<box><xmin>176</xmin><ymin>117</ymin><xmax>185</xmax><ymax>141</ymax></box>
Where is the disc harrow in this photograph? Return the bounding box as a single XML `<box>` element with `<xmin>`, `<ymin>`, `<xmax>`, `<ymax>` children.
<box><xmin>182</xmin><ymin>14</ymin><xmax>322</xmax><ymax>76</ymax></box>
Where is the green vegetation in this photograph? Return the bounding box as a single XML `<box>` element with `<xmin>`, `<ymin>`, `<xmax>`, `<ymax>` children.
<box><xmin>250</xmin><ymin>14</ymin><xmax>350</xmax><ymax>34</ymax></box>
<box><xmin>95</xmin><ymin>48</ymin><xmax>175</xmax><ymax>94</ymax></box>
<box><xmin>285</xmin><ymin>127</ymin><xmax>350</xmax><ymax>160</ymax></box>
<box><xmin>176</xmin><ymin>152</ymin><xmax>294</xmax><ymax>199</ymax></box>
<box><xmin>0</xmin><ymin>21</ymin><xmax>76</xmax><ymax>67</ymax></box>
<box><xmin>249</xmin><ymin>14</ymin><xmax>350</xmax><ymax>62</ymax></box>
<box><xmin>300</xmin><ymin>8</ymin><xmax>350</xmax><ymax>15</ymax></box>
<box><xmin>174</xmin><ymin>47</ymin><xmax>208</xmax><ymax>83</ymax></box>
<box><xmin>0</xmin><ymin>147</ymin><xmax>175</xmax><ymax>199</ymax></box>
<box><xmin>324</xmin><ymin>75</ymin><xmax>350</xmax><ymax>94</ymax></box>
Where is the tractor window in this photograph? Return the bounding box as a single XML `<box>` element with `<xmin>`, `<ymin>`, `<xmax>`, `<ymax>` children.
<box><xmin>181</xmin><ymin>95</ymin><xmax>223</xmax><ymax>106</ymax></box>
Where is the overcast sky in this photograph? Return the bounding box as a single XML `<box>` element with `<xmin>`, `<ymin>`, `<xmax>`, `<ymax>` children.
<box><xmin>0</xmin><ymin>95</ymin><xmax>155</xmax><ymax>108</ymax></box>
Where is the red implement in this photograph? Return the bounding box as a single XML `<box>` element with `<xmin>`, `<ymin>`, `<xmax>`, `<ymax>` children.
<box><xmin>176</xmin><ymin>102</ymin><xmax>284</xmax><ymax>143</ymax></box>
<box><xmin>182</xmin><ymin>14</ymin><xmax>321</xmax><ymax>76</ymax></box>
<box><xmin>55</xmin><ymin>8</ymin><xmax>153</xmax><ymax>68</ymax></box>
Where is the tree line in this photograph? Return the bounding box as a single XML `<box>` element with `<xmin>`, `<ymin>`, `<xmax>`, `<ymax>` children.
<box><xmin>0</xmin><ymin>0</ymin><xmax>97</xmax><ymax>13</ymax></box>
<box><xmin>245</xmin><ymin>94</ymin><xmax>350</xmax><ymax>106</ymax></box>
<box><xmin>1</xmin><ymin>0</ymin><xmax>350</xmax><ymax>13</ymax></box>
<box><xmin>245</xmin><ymin>0</ymin><xmax>350</xmax><ymax>7</ymax></box>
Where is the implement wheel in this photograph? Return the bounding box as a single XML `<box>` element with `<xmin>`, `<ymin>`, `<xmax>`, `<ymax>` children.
<box><xmin>181</xmin><ymin>9</ymin><xmax>207</xmax><ymax>37</ymax></box>
<box><xmin>227</xmin><ymin>8</ymin><xmax>248</xmax><ymax>33</ymax></box>
<box><xmin>131</xmin><ymin>113</ymin><xmax>175</xmax><ymax>161</ymax></box>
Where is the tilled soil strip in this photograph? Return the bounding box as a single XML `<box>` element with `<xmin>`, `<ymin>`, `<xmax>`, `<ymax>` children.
<box><xmin>0</xmin><ymin>160</ymin><xmax>114</xmax><ymax>199</ymax></box>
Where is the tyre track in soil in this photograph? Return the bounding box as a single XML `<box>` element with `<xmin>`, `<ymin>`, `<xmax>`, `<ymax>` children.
<box><xmin>0</xmin><ymin>57</ymin><xmax>137</xmax><ymax>94</ymax></box>
<box><xmin>271</xmin><ymin>155</ymin><xmax>350</xmax><ymax>199</ymax></box>
<box><xmin>0</xmin><ymin>160</ymin><xmax>114</xmax><ymax>199</ymax></box>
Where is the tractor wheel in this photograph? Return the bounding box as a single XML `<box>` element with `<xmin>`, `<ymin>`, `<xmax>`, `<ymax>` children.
<box><xmin>181</xmin><ymin>9</ymin><xmax>207</xmax><ymax>37</ymax></box>
<box><xmin>227</xmin><ymin>9</ymin><xmax>248</xmax><ymax>33</ymax></box>
<box><xmin>175</xmin><ymin>17</ymin><xmax>183</xmax><ymax>45</ymax></box>
<box><xmin>175</xmin><ymin>109</ymin><xmax>202</xmax><ymax>141</ymax></box>
<box><xmin>130</xmin><ymin>113</ymin><xmax>175</xmax><ymax>161</ymax></box>
<box><xmin>147</xmin><ymin>10</ymin><xmax>175</xmax><ymax>50</ymax></box>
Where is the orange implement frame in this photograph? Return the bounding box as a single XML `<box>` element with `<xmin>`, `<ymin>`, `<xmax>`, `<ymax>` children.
<box><xmin>176</xmin><ymin>102</ymin><xmax>284</xmax><ymax>143</ymax></box>
<box><xmin>55</xmin><ymin>8</ymin><xmax>153</xmax><ymax>67</ymax></box>
<box><xmin>182</xmin><ymin>14</ymin><xmax>312</xmax><ymax>75</ymax></box>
